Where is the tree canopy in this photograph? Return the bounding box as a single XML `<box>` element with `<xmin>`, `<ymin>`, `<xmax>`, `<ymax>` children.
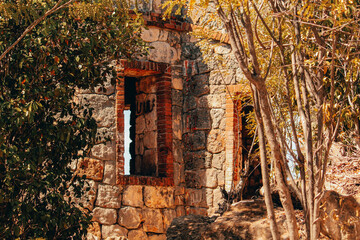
<box><xmin>0</xmin><ymin>0</ymin><xmax>146</xmax><ymax>238</ymax></box>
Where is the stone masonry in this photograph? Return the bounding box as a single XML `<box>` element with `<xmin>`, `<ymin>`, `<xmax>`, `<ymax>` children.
<box><xmin>74</xmin><ymin>1</ymin><xmax>255</xmax><ymax>239</ymax></box>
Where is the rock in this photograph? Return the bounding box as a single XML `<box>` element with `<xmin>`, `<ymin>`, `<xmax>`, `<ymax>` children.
<box><xmin>143</xmin><ymin>186</ymin><xmax>175</xmax><ymax>208</ymax></box>
<box><xmin>122</xmin><ymin>185</ymin><xmax>143</xmax><ymax>207</ymax></box>
<box><xmin>92</xmin><ymin>207</ymin><xmax>117</xmax><ymax>225</ymax></box>
<box><xmin>102</xmin><ymin>225</ymin><xmax>128</xmax><ymax>239</ymax></box>
<box><xmin>128</xmin><ymin>229</ymin><xmax>148</xmax><ymax>240</ymax></box>
<box><xmin>319</xmin><ymin>190</ymin><xmax>360</xmax><ymax>240</ymax></box>
<box><xmin>142</xmin><ymin>208</ymin><xmax>165</xmax><ymax>233</ymax></box>
<box><xmin>118</xmin><ymin>207</ymin><xmax>143</xmax><ymax>229</ymax></box>
<box><xmin>77</xmin><ymin>158</ymin><xmax>104</xmax><ymax>181</ymax></box>
<box><xmin>90</xmin><ymin>141</ymin><xmax>116</xmax><ymax>161</ymax></box>
<box><xmin>141</xmin><ymin>27</ymin><xmax>160</xmax><ymax>42</ymax></box>
<box><xmin>207</xmin><ymin>129</ymin><xmax>225</xmax><ymax>154</ymax></box>
<box><xmin>95</xmin><ymin>184</ymin><xmax>122</xmax><ymax>209</ymax></box>
<box><xmin>103</xmin><ymin>160</ymin><xmax>116</xmax><ymax>185</ymax></box>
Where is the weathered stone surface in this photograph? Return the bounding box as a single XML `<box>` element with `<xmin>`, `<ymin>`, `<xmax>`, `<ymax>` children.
<box><xmin>118</xmin><ymin>207</ymin><xmax>143</xmax><ymax>229</ymax></box>
<box><xmin>159</xmin><ymin>30</ymin><xmax>169</xmax><ymax>41</ymax></box>
<box><xmin>92</xmin><ymin>207</ymin><xmax>117</xmax><ymax>225</ymax></box>
<box><xmin>182</xmin><ymin>43</ymin><xmax>201</xmax><ymax>60</ymax></box>
<box><xmin>86</xmin><ymin>222</ymin><xmax>101</xmax><ymax>240</ymax></box>
<box><xmin>185</xmin><ymin>170</ymin><xmax>205</xmax><ymax>189</ymax></box>
<box><xmin>217</xmin><ymin>170</ymin><xmax>225</xmax><ymax>186</ymax></box>
<box><xmin>128</xmin><ymin>229</ymin><xmax>148</xmax><ymax>240</ymax></box>
<box><xmin>172</xmin><ymin>77</ymin><xmax>183</xmax><ymax>90</ymax></box>
<box><xmin>210</xmin><ymin>109</ymin><xmax>225</xmax><ymax>129</ymax></box>
<box><xmin>148</xmin><ymin>234</ymin><xmax>167</xmax><ymax>240</ymax></box>
<box><xmin>319</xmin><ymin>190</ymin><xmax>360</xmax><ymax>240</ymax></box>
<box><xmin>204</xmin><ymin>169</ymin><xmax>218</xmax><ymax>188</ymax></box>
<box><xmin>185</xmin><ymin>188</ymin><xmax>208</xmax><ymax>208</ymax></box>
<box><xmin>103</xmin><ymin>160</ymin><xmax>116</xmax><ymax>185</ymax></box>
<box><xmin>143</xmin><ymin>208</ymin><xmax>165</xmax><ymax>233</ymax></box>
<box><xmin>78</xmin><ymin>158</ymin><xmax>104</xmax><ymax>181</ymax></box>
<box><xmin>163</xmin><ymin>209</ymin><xmax>176</xmax><ymax>230</ymax></box>
<box><xmin>183</xmin><ymin>96</ymin><xmax>197</xmax><ymax>113</ymax></box>
<box><xmin>184</xmin><ymin>151</ymin><xmax>206</xmax><ymax>170</ymax></box>
<box><xmin>212</xmin><ymin>152</ymin><xmax>225</xmax><ymax>170</ymax></box>
<box><xmin>188</xmin><ymin>74</ymin><xmax>210</xmax><ymax>97</ymax></box>
<box><xmin>207</xmin><ymin>94</ymin><xmax>226</xmax><ymax>108</ymax></box>
<box><xmin>173</xmin><ymin>162</ymin><xmax>185</xmax><ymax>186</ymax></box>
<box><xmin>80</xmin><ymin>94</ymin><xmax>114</xmax><ymax>127</ymax></box>
<box><xmin>207</xmin><ymin>129</ymin><xmax>225</xmax><ymax>153</ymax></box>
<box><xmin>97</xmin><ymin>126</ymin><xmax>115</xmax><ymax>142</ymax></box>
<box><xmin>172</xmin><ymin>106</ymin><xmax>182</xmax><ymax>140</ymax></box>
<box><xmin>122</xmin><ymin>185</ymin><xmax>143</xmax><ymax>207</ymax></box>
<box><xmin>172</xmin><ymin>90</ymin><xmax>183</xmax><ymax>107</ymax></box>
<box><xmin>91</xmin><ymin>141</ymin><xmax>115</xmax><ymax>161</ymax></box>
<box><xmin>136</xmin><ymin>115</ymin><xmax>146</xmax><ymax>134</ymax></box>
<box><xmin>144</xmin><ymin>186</ymin><xmax>175</xmax><ymax>208</ymax></box>
<box><xmin>143</xmin><ymin>131</ymin><xmax>157</xmax><ymax>149</ymax></box>
<box><xmin>77</xmin><ymin>180</ymin><xmax>97</xmax><ymax>211</ymax></box>
<box><xmin>149</xmin><ymin>42</ymin><xmax>173</xmax><ymax>63</ymax></box>
<box><xmin>185</xmin><ymin>109</ymin><xmax>211</xmax><ymax>131</ymax></box>
<box><xmin>183</xmin><ymin>132</ymin><xmax>206</xmax><ymax>151</ymax></box>
<box><xmin>95</xmin><ymin>184</ymin><xmax>122</xmax><ymax>208</ymax></box>
<box><xmin>102</xmin><ymin>224</ymin><xmax>128</xmax><ymax>239</ymax></box>
<box><xmin>141</xmin><ymin>27</ymin><xmax>160</xmax><ymax>42</ymax></box>
<box><xmin>145</xmin><ymin>109</ymin><xmax>157</xmax><ymax>131</ymax></box>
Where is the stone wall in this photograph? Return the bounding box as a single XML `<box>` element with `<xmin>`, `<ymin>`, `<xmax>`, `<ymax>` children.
<box><xmin>75</xmin><ymin>11</ymin><xmax>251</xmax><ymax>239</ymax></box>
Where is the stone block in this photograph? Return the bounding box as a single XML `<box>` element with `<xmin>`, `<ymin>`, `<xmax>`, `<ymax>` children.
<box><xmin>122</xmin><ymin>185</ymin><xmax>144</xmax><ymax>207</ymax></box>
<box><xmin>207</xmin><ymin>129</ymin><xmax>225</xmax><ymax>154</ymax></box>
<box><xmin>102</xmin><ymin>225</ymin><xmax>128</xmax><ymax>239</ymax></box>
<box><xmin>212</xmin><ymin>152</ymin><xmax>225</xmax><ymax>170</ymax></box>
<box><xmin>103</xmin><ymin>160</ymin><xmax>116</xmax><ymax>185</ymax></box>
<box><xmin>143</xmin><ymin>131</ymin><xmax>157</xmax><ymax>149</ymax></box>
<box><xmin>97</xmin><ymin>126</ymin><xmax>115</xmax><ymax>142</ymax></box>
<box><xmin>172</xmin><ymin>90</ymin><xmax>183</xmax><ymax>107</ymax></box>
<box><xmin>210</xmin><ymin>109</ymin><xmax>225</xmax><ymax>129</ymax></box>
<box><xmin>183</xmin><ymin>96</ymin><xmax>197</xmax><ymax>113</ymax></box>
<box><xmin>172</xmin><ymin>77</ymin><xmax>183</xmax><ymax>90</ymax></box>
<box><xmin>149</xmin><ymin>42</ymin><xmax>173</xmax><ymax>63</ymax></box>
<box><xmin>176</xmin><ymin>206</ymin><xmax>186</xmax><ymax>217</ymax></box>
<box><xmin>159</xmin><ymin>30</ymin><xmax>169</xmax><ymax>41</ymax></box>
<box><xmin>184</xmin><ymin>151</ymin><xmax>206</xmax><ymax>170</ymax></box>
<box><xmin>77</xmin><ymin>158</ymin><xmax>104</xmax><ymax>181</ymax></box>
<box><xmin>77</xmin><ymin>180</ymin><xmax>97</xmax><ymax>211</ymax></box>
<box><xmin>128</xmin><ymin>229</ymin><xmax>148</xmax><ymax>240</ymax></box>
<box><xmin>185</xmin><ymin>109</ymin><xmax>211</xmax><ymax>131</ymax></box>
<box><xmin>148</xmin><ymin>234</ymin><xmax>167</xmax><ymax>240</ymax></box>
<box><xmin>92</xmin><ymin>207</ymin><xmax>117</xmax><ymax>225</ymax></box>
<box><xmin>185</xmin><ymin>170</ymin><xmax>205</xmax><ymax>189</ymax></box>
<box><xmin>145</xmin><ymin>109</ymin><xmax>157</xmax><ymax>131</ymax></box>
<box><xmin>142</xmin><ymin>208</ymin><xmax>164</xmax><ymax>233</ymax></box>
<box><xmin>90</xmin><ymin>141</ymin><xmax>115</xmax><ymax>161</ymax></box>
<box><xmin>136</xmin><ymin>115</ymin><xmax>146</xmax><ymax>134</ymax></box>
<box><xmin>118</xmin><ymin>207</ymin><xmax>143</xmax><ymax>229</ymax></box>
<box><xmin>185</xmin><ymin>189</ymin><xmax>208</xmax><ymax>208</ymax></box>
<box><xmin>144</xmin><ymin>186</ymin><xmax>175</xmax><ymax>208</ymax></box>
<box><xmin>183</xmin><ymin>132</ymin><xmax>206</xmax><ymax>151</ymax></box>
<box><xmin>173</xmin><ymin>162</ymin><xmax>184</xmax><ymax>186</ymax></box>
<box><xmin>217</xmin><ymin>169</ymin><xmax>225</xmax><ymax>186</ymax></box>
<box><xmin>86</xmin><ymin>222</ymin><xmax>101</xmax><ymax>240</ymax></box>
<box><xmin>214</xmin><ymin>45</ymin><xmax>231</xmax><ymax>54</ymax></box>
<box><xmin>141</xmin><ymin>27</ymin><xmax>160</xmax><ymax>42</ymax></box>
<box><xmin>172</xmin><ymin>107</ymin><xmax>182</xmax><ymax>140</ymax></box>
<box><xmin>79</xmin><ymin>94</ymin><xmax>115</xmax><ymax>128</ymax></box>
<box><xmin>189</xmin><ymin>74</ymin><xmax>210</xmax><ymax>97</ymax></box>
<box><xmin>95</xmin><ymin>184</ymin><xmax>122</xmax><ymax>208</ymax></box>
<box><xmin>163</xmin><ymin>209</ymin><xmax>176</xmax><ymax>230</ymax></box>
<box><xmin>205</xmin><ymin>169</ymin><xmax>218</xmax><ymax>188</ymax></box>
<box><xmin>206</xmin><ymin>189</ymin><xmax>213</xmax><ymax>208</ymax></box>
<box><xmin>207</xmin><ymin>94</ymin><xmax>226</xmax><ymax>108</ymax></box>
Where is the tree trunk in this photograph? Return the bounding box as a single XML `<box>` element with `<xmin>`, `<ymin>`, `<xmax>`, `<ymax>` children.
<box><xmin>252</xmin><ymin>86</ymin><xmax>281</xmax><ymax>240</ymax></box>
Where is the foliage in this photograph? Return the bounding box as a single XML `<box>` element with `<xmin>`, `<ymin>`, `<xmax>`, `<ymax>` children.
<box><xmin>0</xmin><ymin>0</ymin><xmax>146</xmax><ymax>238</ymax></box>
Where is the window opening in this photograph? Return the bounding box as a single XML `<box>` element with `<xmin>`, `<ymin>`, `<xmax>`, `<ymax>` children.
<box><xmin>123</xmin><ymin>76</ymin><xmax>158</xmax><ymax>177</ymax></box>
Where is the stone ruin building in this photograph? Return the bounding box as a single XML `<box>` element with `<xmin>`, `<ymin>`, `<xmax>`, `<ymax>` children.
<box><xmin>76</xmin><ymin>1</ymin><xmax>262</xmax><ymax>239</ymax></box>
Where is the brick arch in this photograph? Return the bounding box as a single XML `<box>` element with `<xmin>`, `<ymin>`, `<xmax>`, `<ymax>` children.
<box><xmin>115</xmin><ymin>60</ymin><xmax>174</xmax><ymax>186</ymax></box>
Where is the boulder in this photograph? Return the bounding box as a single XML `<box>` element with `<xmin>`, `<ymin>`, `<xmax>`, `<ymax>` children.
<box><xmin>319</xmin><ymin>190</ymin><xmax>360</xmax><ymax>240</ymax></box>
